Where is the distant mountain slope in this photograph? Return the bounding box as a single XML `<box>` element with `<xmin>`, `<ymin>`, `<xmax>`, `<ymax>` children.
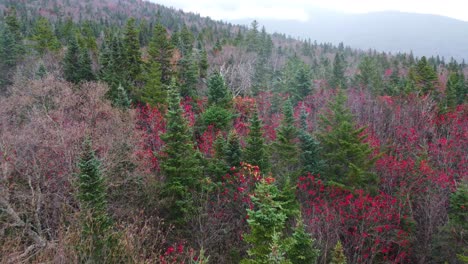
<box><xmin>233</xmin><ymin>11</ymin><xmax>468</xmax><ymax>61</ymax></box>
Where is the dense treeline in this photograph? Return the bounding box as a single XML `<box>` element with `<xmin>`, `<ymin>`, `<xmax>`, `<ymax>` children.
<box><xmin>0</xmin><ymin>0</ymin><xmax>467</xmax><ymax>263</ymax></box>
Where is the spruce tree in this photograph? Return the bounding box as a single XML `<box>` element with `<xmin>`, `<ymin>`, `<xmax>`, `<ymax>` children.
<box><xmin>32</xmin><ymin>17</ymin><xmax>61</xmax><ymax>54</ymax></box>
<box><xmin>160</xmin><ymin>80</ymin><xmax>203</xmax><ymax>224</ymax></box>
<box><xmin>332</xmin><ymin>53</ymin><xmax>346</xmax><ymax>88</ymax></box>
<box><xmin>64</xmin><ymin>36</ymin><xmax>94</xmax><ymax>84</ymax></box>
<box><xmin>272</xmin><ymin>99</ymin><xmax>300</xmax><ymax>181</ymax></box>
<box><xmin>242</xmin><ymin>180</ymin><xmax>290</xmax><ymax>263</ymax></box>
<box><xmin>63</xmin><ymin>36</ymin><xmax>81</xmax><ymax>83</ymax></box>
<box><xmin>288</xmin><ymin>218</ymin><xmax>320</xmax><ymax>264</ymax></box>
<box><xmin>148</xmin><ymin>22</ymin><xmax>173</xmax><ymax>84</ymax></box>
<box><xmin>178</xmin><ymin>53</ymin><xmax>199</xmax><ymax>98</ymax></box>
<box><xmin>123</xmin><ymin>18</ymin><xmax>142</xmax><ymax>82</ymax></box>
<box><xmin>225</xmin><ymin>130</ymin><xmax>242</xmax><ymax>168</ymax></box>
<box><xmin>141</xmin><ymin>61</ymin><xmax>166</xmax><ymax>107</ymax></box>
<box><xmin>318</xmin><ymin>90</ymin><xmax>378</xmax><ymax>192</ymax></box>
<box><xmin>208</xmin><ymin>71</ymin><xmax>231</xmax><ymax>106</ymax></box>
<box><xmin>409</xmin><ymin>56</ymin><xmax>438</xmax><ymax>95</ymax></box>
<box><xmin>199</xmin><ymin>48</ymin><xmax>209</xmax><ymax>78</ymax></box>
<box><xmin>330</xmin><ymin>241</ymin><xmax>347</xmax><ymax>264</ymax></box>
<box><xmin>77</xmin><ymin>46</ymin><xmax>95</xmax><ymax>82</ymax></box>
<box><xmin>76</xmin><ymin>139</ymin><xmax>113</xmax><ymax>263</ymax></box>
<box><xmin>244</xmin><ymin>109</ymin><xmax>270</xmax><ymax>172</ymax></box>
<box><xmin>298</xmin><ymin>108</ymin><xmax>323</xmax><ymax>175</ymax></box>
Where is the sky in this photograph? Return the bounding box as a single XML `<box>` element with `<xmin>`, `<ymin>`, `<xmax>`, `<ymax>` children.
<box><xmin>150</xmin><ymin>0</ymin><xmax>468</xmax><ymax>22</ymax></box>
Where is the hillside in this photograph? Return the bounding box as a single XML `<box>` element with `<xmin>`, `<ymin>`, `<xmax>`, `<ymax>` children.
<box><xmin>0</xmin><ymin>0</ymin><xmax>467</xmax><ymax>263</ymax></box>
<box><xmin>234</xmin><ymin>11</ymin><xmax>468</xmax><ymax>61</ymax></box>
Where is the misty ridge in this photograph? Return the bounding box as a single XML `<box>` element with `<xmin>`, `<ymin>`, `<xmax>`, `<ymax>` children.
<box><xmin>233</xmin><ymin>10</ymin><xmax>468</xmax><ymax>61</ymax></box>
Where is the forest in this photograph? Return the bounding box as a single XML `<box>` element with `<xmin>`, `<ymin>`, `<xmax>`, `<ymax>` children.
<box><xmin>0</xmin><ymin>0</ymin><xmax>467</xmax><ymax>263</ymax></box>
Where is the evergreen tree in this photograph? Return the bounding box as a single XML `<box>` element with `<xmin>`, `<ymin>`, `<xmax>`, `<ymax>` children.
<box><xmin>178</xmin><ymin>53</ymin><xmax>199</xmax><ymax>98</ymax></box>
<box><xmin>318</xmin><ymin>90</ymin><xmax>378</xmax><ymax>192</ymax></box>
<box><xmin>202</xmin><ymin>105</ymin><xmax>233</xmax><ymax>130</ymax></box>
<box><xmin>208</xmin><ymin>71</ymin><xmax>231</xmax><ymax>106</ymax></box>
<box><xmin>225</xmin><ymin>130</ymin><xmax>242</xmax><ymax>168</ymax></box>
<box><xmin>160</xmin><ymin>80</ymin><xmax>203</xmax><ymax>224</ymax></box>
<box><xmin>332</xmin><ymin>53</ymin><xmax>346</xmax><ymax>88</ymax></box>
<box><xmin>99</xmin><ymin>33</ymin><xmax>129</xmax><ymax>103</ymax></box>
<box><xmin>36</xmin><ymin>63</ymin><xmax>47</xmax><ymax>79</ymax></box>
<box><xmin>77</xmin><ymin>46</ymin><xmax>95</xmax><ymax>82</ymax></box>
<box><xmin>272</xmin><ymin>99</ymin><xmax>300</xmax><ymax>181</ymax></box>
<box><xmin>330</xmin><ymin>241</ymin><xmax>347</xmax><ymax>264</ymax></box>
<box><xmin>409</xmin><ymin>56</ymin><xmax>438</xmax><ymax>95</ymax></box>
<box><xmin>298</xmin><ymin>108</ymin><xmax>323</xmax><ymax>175</ymax></box>
<box><xmin>207</xmin><ymin>133</ymin><xmax>229</xmax><ymax>181</ymax></box>
<box><xmin>76</xmin><ymin>139</ymin><xmax>114</xmax><ymax>263</ymax></box>
<box><xmin>63</xmin><ymin>36</ymin><xmax>81</xmax><ymax>83</ymax></box>
<box><xmin>356</xmin><ymin>56</ymin><xmax>383</xmax><ymax>94</ymax></box>
<box><xmin>32</xmin><ymin>17</ymin><xmax>61</xmax><ymax>54</ymax></box>
<box><xmin>148</xmin><ymin>22</ymin><xmax>173</xmax><ymax>84</ymax></box>
<box><xmin>64</xmin><ymin>36</ymin><xmax>94</xmax><ymax>84</ymax></box>
<box><xmin>179</xmin><ymin>24</ymin><xmax>194</xmax><ymax>56</ymax></box>
<box><xmin>123</xmin><ymin>18</ymin><xmax>142</xmax><ymax>82</ymax></box>
<box><xmin>244</xmin><ymin>109</ymin><xmax>270</xmax><ymax>172</ymax></box>
<box><xmin>114</xmin><ymin>84</ymin><xmax>132</xmax><ymax>109</ymax></box>
<box><xmin>199</xmin><ymin>48</ymin><xmax>209</xmax><ymax>78</ymax></box>
<box><xmin>140</xmin><ymin>61</ymin><xmax>166</xmax><ymax>107</ymax></box>
<box><xmin>241</xmin><ymin>180</ymin><xmax>291</xmax><ymax>264</ymax></box>
<box><xmin>287</xmin><ymin>218</ymin><xmax>320</xmax><ymax>264</ymax></box>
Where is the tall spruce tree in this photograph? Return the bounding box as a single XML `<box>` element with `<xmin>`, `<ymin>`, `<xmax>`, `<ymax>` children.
<box><xmin>272</xmin><ymin>99</ymin><xmax>300</xmax><ymax>181</ymax></box>
<box><xmin>141</xmin><ymin>60</ymin><xmax>165</xmax><ymax>107</ymax></box>
<box><xmin>332</xmin><ymin>52</ymin><xmax>346</xmax><ymax>88</ymax></box>
<box><xmin>123</xmin><ymin>18</ymin><xmax>142</xmax><ymax>82</ymax></box>
<box><xmin>318</xmin><ymin>89</ymin><xmax>378</xmax><ymax>192</ymax></box>
<box><xmin>32</xmin><ymin>17</ymin><xmax>61</xmax><ymax>54</ymax></box>
<box><xmin>76</xmin><ymin>139</ymin><xmax>114</xmax><ymax>263</ymax></box>
<box><xmin>298</xmin><ymin>108</ymin><xmax>323</xmax><ymax>175</ymax></box>
<box><xmin>64</xmin><ymin>36</ymin><xmax>95</xmax><ymax>84</ymax></box>
<box><xmin>225</xmin><ymin>130</ymin><xmax>242</xmax><ymax>168</ymax></box>
<box><xmin>208</xmin><ymin>71</ymin><xmax>231</xmax><ymax>106</ymax></box>
<box><xmin>244</xmin><ymin>109</ymin><xmax>270</xmax><ymax>172</ymax></box>
<box><xmin>178</xmin><ymin>53</ymin><xmax>199</xmax><ymax>98</ymax></box>
<box><xmin>409</xmin><ymin>56</ymin><xmax>438</xmax><ymax>95</ymax></box>
<box><xmin>160</xmin><ymin>80</ymin><xmax>203</xmax><ymax>224</ymax></box>
<box><xmin>148</xmin><ymin>22</ymin><xmax>173</xmax><ymax>84</ymax></box>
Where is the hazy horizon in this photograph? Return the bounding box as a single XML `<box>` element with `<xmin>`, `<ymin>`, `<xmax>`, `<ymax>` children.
<box><xmin>150</xmin><ymin>0</ymin><xmax>468</xmax><ymax>22</ymax></box>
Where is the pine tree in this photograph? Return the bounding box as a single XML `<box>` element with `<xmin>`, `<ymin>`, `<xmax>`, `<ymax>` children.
<box><xmin>244</xmin><ymin>109</ymin><xmax>270</xmax><ymax>172</ymax></box>
<box><xmin>332</xmin><ymin>53</ymin><xmax>346</xmax><ymax>88</ymax></box>
<box><xmin>160</xmin><ymin>80</ymin><xmax>203</xmax><ymax>224</ymax></box>
<box><xmin>330</xmin><ymin>241</ymin><xmax>347</xmax><ymax>264</ymax></box>
<box><xmin>148</xmin><ymin>22</ymin><xmax>173</xmax><ymax>84</ymax></box>
<box><xmin>76</xmin><ymin>139</ymin><xmax>114</xmax><ymax>263</ymax></box>
<box><xmin>318</xmin><ymin>90</ymin><xmax>378</xmax><ymax>192</ymax></box>
<box><xmin>123</xmin><ymin>18</ymin><xmax>142</xmax><ymax>82</ymax></box>
<box><xmin>32</xmin><ymin>17</ymin><xmax>61</xmax><ymax>54</ymax></box>
<box><xmin>272</xmin><ymin>99</ymin><xmax>299</xmax><ymax>181</ymax></box>
<box><xmin>298</xmin><ymin>108</ymin><xmax>323</xmax><ymax>175</ymax></box>
<box><xmin>208</xmin><ymin>71</ymin><xmax>231</xmax><ymax>106</ymax></box>
<box><xmin>225</xmin><ymin>130</ymin><xmax>242</xmax><ymax>168</ymax></box>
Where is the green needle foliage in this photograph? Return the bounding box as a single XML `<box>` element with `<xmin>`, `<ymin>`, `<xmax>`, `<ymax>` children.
<box><xmin>160</xmin><ymin>80</ymin><xmax>203</xmax><ymax>225</ymax></box>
